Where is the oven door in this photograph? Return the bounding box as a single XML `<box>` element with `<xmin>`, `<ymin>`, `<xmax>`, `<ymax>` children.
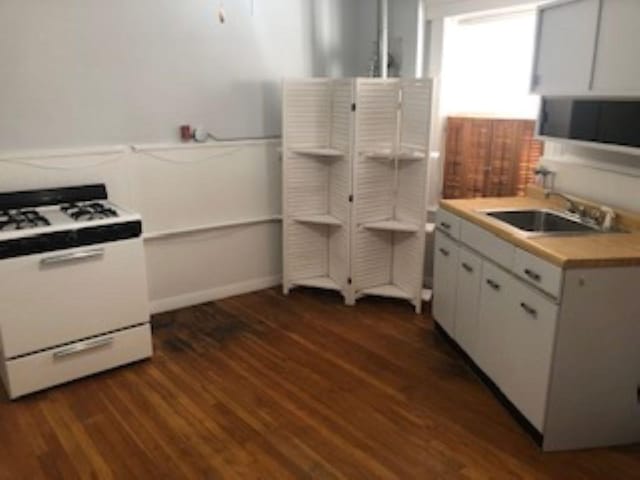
<box><xmin>0</xmin><ymin>238</ymin><xmax>149</xmax><ymax>359</ymax></box>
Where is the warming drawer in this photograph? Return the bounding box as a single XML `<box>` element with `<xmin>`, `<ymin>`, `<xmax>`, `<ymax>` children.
<box><xmin>0</xmin><ymin>238</ymin><xmax>149</xmax><ymax>359</ymax></box>
<box><xmin>2</xmin><ymin>324</ymin><xmax>152</xmax><ymax>399</ymax></box>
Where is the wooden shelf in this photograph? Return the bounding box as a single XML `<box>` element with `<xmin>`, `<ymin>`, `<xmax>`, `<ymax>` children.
<box><xmin>359</xmin><ymin>284</ymin><xmax>413</xmax><ymax>300</ymax></box>
<box><xmin>292</xmin><ymin>276</ymin><xmax>341</xmax><ymax>291</ymax></box>
<box><xmin>293</xmin><ymin>215</ymin><xmax>342</xmax><ymax>227</ymax></box>
<box><xmin>362</xmin><ymin>220</ymin><xmax>420</xmax><ymax>233</ymax></box>
<box><xmin>291</xmin><ymin>148</ymin><xmax>344</xmax><ymax>158</ymax></box>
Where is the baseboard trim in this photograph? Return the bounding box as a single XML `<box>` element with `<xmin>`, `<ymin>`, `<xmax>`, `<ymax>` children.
<box><xmin>149</xmin><ymin>274</ymin><xmax>282</xmax><ymax>314</ymax></box>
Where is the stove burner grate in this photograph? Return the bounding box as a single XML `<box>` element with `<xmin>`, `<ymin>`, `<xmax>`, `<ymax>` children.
<box><xmin>61</xmin><ymin>202</ymin><xmax>119</xmax><ymax>221</ymax></box>
<box><xmin>0</xmin><ymin>209</ymin><xmax>51</xmax><ymax>231</ymax></box>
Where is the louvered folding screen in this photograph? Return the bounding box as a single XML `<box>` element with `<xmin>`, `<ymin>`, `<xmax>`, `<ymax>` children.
<box><xmin>282</xmin><ymin>79</ymin><xmax>352</xmax><ymax>300</ymax></box>
<box><xmin>392</xmin><ymin>80</ymin><xmax>431</xmax><ymax>305</ymax></box>
<box><xmin>283</xmin><ymin>78</ymin><xmax>433</xmax><ymax>313</ymax></box>
<box><xmin>442</xmin><ymin>117</ymin><xmax>542</xmax><ymax>199</ymax></box>
<box><xmin>351</xmin><ymin>79</ymin><xmax>431</xmax><ymax>313</ymax></box>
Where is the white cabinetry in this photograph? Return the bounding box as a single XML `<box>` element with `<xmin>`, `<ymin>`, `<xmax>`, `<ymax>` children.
<box><xmin>453</xmin><ymin>247</ymin><xmax>483</xmax><ymax>357</ymax></box>
<box><xmin>592</xmin><ymin>0</ymin><xmax>640</xmax><ymax>93</ymax></box>
<box><xmin>475</xmin><ymin>262</ymin><xmax>513</xmax><ymax>388</ymax></box>
<box><xmin>433</xmin><ymin>232</ymin><xmax>459</xmax><ymax>336</ymax></box>
<box><xmin>532</xmin><ymin>0</ymin><xmax>640</xmax><ymax>96</ymax></box>
<box><xmin>503</xmin><ymin>281</ymin><xmax>559</xmax><ymax>430</ymax></box>
<box><xmin>433</xmin><ymin>207</ymin><xmax>640</xmax><ymax>451</ymax></box>
<box><xmin>532</xmin><ymin>0</ymin><xmax>600</xmax><ymax>94</ymax></box>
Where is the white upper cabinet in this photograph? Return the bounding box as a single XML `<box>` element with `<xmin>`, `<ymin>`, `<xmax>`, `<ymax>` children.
<box><xmin>592</xmin><ymin>0</ymin><xmax>640</xmax><ymax>93</ymax></box>
<box><xmin>532</xmin><ymin>0</ymin><xmax>640</xmax><ymax>96</ymax></box>
<box><xmin>532</xmin><ymin>0</ymin><xmax>600</xmax><ymax>95</ymax></box>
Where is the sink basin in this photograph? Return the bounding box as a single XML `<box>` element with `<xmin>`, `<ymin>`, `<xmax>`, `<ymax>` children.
<box><xmin>482</xmin><ymin>209</ymin><xmax>600</xmax><ymax>235</ymax></box>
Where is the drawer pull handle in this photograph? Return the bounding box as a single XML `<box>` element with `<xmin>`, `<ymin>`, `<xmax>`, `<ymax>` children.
<box><xmin>486</xmin><ymin>279</ymin><xmax>501</xmax><ymax>291</ymax></box>
<box><xmin>524</xmin><ymin>268</ymin><xmax>542</xmax><ymax>282</ymax></box>
<box><xmin>440</xmin><ymin>221</ymin><xmax>451</xmax><ymax>230</ymax></box>
<box><xmin>53</xmin><ymin>337</ymin><xmax>114</xmax><ymax>359</ymax></box>
<box><xmin>41</xmin><ymin>248</ymin><xmax>105</xmax><ymax>267</ymax></box>
<box><xmin>439</xmin><ymin>248</ymin><xmax>450</xmax><ymax>257</ymax></box>
<box><xmin>462</xmin><ymin>262</ymin><xmax>474</xmax><ymax>273</ymax></box>
<box><xmin>520</xmin><ymin>302</ymin><xmax>538</xmax><ymax>317</ymax></box>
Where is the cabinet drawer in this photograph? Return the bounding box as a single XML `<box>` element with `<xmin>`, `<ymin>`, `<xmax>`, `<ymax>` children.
<box><xmin>436</xmin><ymin>209</ymin><xmax>461</xmax><ymax>239</ymax></box>
<box><xmin>460</xmin><ymin>219</ymin><xmax>515</xmax><ymax>270</ymax></box>
<box><xmin>3</xmin><ymin>324</ymin><xmax>153</xmax><ymax>399</ymax></box>
<box><xmin>513</xmin><ymin>248</ymin><xmax>563</xmax><ymax>298</ymax></box>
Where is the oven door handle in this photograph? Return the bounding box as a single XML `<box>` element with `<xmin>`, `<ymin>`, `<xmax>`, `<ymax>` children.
<box><xmin>53</xmin><ymin>337</ymin><xmax>114</xmax><ymax>359</ymax></box>
<box><xmin>40</xmin><ymin>248</ymin><xmax>105</xmax><ymax>267</ymax></box>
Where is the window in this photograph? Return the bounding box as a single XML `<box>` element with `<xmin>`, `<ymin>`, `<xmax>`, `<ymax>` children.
<box><xmin>441</xmin><ymin>9</ymin><xmax>539</xmax><ymax>119</ymax></box>
<box><xmin>439</xmin><ymin>8</ymin><xmax>543</xmax><ymax>199</ymax></box>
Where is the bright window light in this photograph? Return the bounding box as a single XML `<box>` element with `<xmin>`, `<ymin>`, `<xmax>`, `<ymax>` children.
<box><xmin>441</xmin><ymin>9</ymin><xmax>540</xmax><ymax>119</ymax></box>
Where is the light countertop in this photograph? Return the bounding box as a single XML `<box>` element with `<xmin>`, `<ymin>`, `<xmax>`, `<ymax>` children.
<box><xmin>439</xmin><ymin>194</ymin><xmax>640</xmax><ymax>269</ymax></box>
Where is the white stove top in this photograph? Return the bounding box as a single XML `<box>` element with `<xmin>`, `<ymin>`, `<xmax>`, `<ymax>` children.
<box><xmin>0</xmin><ymin>201</ymin><xmax>141</xmax><ymax>241</ymax></box>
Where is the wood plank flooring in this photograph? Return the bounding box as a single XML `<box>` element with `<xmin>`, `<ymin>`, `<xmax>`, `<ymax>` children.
<box><xmin>1</xmin><ymin>287</ymin><xmax>639</xmax><ymax>479</ymax></box>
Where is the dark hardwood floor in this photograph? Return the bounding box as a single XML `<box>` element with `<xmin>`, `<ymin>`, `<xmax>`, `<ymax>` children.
<box><xmin>1</xmin><ymin>288</ymin><xmax>639</xmax><ymax>479</ymax></box>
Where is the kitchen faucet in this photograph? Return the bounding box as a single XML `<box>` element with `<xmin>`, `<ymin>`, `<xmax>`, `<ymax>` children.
<box><xmin>544</xmin><ymin>189</ymin><xmax>584</xmax><ymax>217</ymax></box>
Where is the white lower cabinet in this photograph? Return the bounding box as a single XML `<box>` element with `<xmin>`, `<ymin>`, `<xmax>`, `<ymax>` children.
<box><xmin>434</xmin><ymin>208</ymin><xmax>640</xmax><ymax>451</ymax></box>
<box><xmin>503</xmin><ymin>282</ymin><xmax>558</xmax><ymax>431</ymax></box>
<box><xmin>475</xmin><ymin>262</ymin><xmax>514</xmax><ymax>389</ymax></box>
<box><xmin>453</xmin><ymin>247</ymin><xmax>483</xmax><ymax>357</ymax></box>
<box><xmin>437</xmin><ymin>238</ymin><xmax>558</xmax><ymax>430</ymax></box>
<box><xmin>433</xmin><ymin>232</ymin><xmax>459</xmax><ymax>337</ymax></box>
<box><xmin>435</xmin><ymin>222</ymin><xmax>559</xmax><ymax>430</ymax></box>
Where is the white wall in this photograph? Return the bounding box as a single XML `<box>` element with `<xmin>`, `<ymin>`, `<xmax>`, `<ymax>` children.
<box><xmin>540</xmin><ymin>143</ymin><xmax>640</xmax><ymax>214</ymax></box>
<box><xmin>0</xmin><ymin>0</ymin><xmax>362</xmax><ymax>150</ymax></box>
<box><xmin>0</xmin><ymin>1</ymin><xmax>386</xmax><ymax>313</ymax></box>
<box><xmin>350</xmin><ymin>0</ymin><xmax>422</xmax><ymax>79</ymax></box>
<box><xmin>0</xmin><ymin>141</ymin><xmax>282</xmax><ymax>313</ymax></box>
<box><xmin>390</xmin><ymin>0</ymin><xmax>421</xmax><ymax>77</ymax></box>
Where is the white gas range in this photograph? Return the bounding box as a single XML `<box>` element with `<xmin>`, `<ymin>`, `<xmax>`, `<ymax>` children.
<box><xmin>0</xmin><ymin>184</ymin><xmax>152</xmax><ymax>399</ymax></box>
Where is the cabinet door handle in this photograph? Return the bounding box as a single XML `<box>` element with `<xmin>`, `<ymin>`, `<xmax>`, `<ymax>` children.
<box><xmin>461</xmin><ymin>262</ymin><xmax>473</xmax><ymax>273</ymax></box>
<box><xmin>439</xmin><ymin>248</ymin><xmax>450</xmax><ymax>257</ymax></box>
<box><xmin>440</xmin><ymin>221</ymin><xmax>451</xmax><ymax>230</ymax></box>
<box><xmin>486</xmin><ymin>279</ymin><xmax>501</xmax><ymax>291</ymax></box>
<box><xmin>53</xmin><ymin>337</ymin><xmax>114</xmax><ymax>359</ymax></box>
<box><xmin>524</xmin><ymin>268</ymin><xmax>542</xmax><ymax>282</ymax></box>
<box><xmin>520</xmin><ymin>302</ymin><xmax>538</xmax><ymax>317</ymax></box>
<box><xmin>41</xmin><ymin>248</ymin><xmax>105</xmax><ymax>267</ymax></box>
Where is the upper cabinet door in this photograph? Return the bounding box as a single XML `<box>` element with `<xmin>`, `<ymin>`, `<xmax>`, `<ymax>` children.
<box><xmin>531</xmin><ymin>0</ymin><xmax>600</xmax><ymax>95</ymax></box>
<box><xmin>592</xmin><ymin>0</ymin><xmax>640</xmax><ymax>93</ymax></box>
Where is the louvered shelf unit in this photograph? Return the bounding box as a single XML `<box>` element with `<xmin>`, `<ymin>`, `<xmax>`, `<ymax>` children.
<box><xmin>282</xmin><ymin>78</ymin><xmax>433</xmax><ymax>313</ymax></box>
<box><xmin>282</xmin><ymin>79</ymin><xmax>353</xmax><ymax>303</ymax></box>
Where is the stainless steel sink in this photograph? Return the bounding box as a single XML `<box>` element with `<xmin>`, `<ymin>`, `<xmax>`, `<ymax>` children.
<box><xmin>481</xmin><ymin>209</ymin><xmax>601</xmax><ymax>235</ymax></box>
